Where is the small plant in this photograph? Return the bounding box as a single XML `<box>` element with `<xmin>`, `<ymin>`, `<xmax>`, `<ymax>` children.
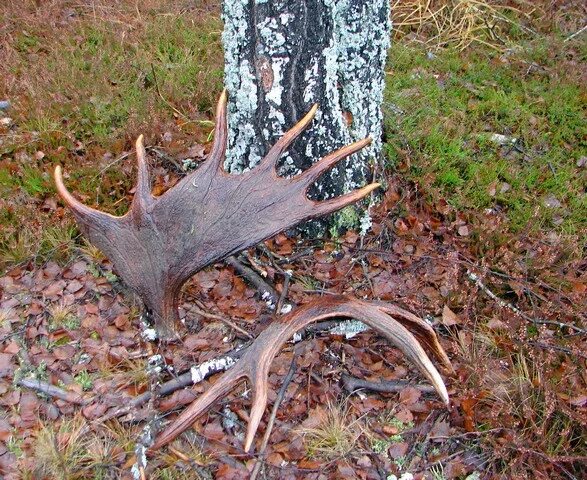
<box><xmin>6</xmin><ymin>434</ymin><xmax>24</xmax><ymax>458</ymax></box>
<box><xmin>48</xmin><ymin>302</ymin><xmax>80</xmax><ymax>331</ymax></box>
<box><xmin>429</xmin><ymin>463</ymin><xmax>447</xmax><ymax>480</ymax></box>
<box><xmin>295</xmin><ymin>274</ymin><xmax>321</xmax><ymax>291</ymax></box>
<box><xmin>74</xmin><ymin>370</ymin><xmax>93</xmax><ymax>391</ymax></box>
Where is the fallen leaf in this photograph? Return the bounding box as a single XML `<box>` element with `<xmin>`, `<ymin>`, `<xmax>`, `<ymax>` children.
<box><xmin>399</xmin><ymin>386</ymin><xmax>421</xmax><ymax>405</ymax></box>
<box><xmin>442</xmin><ymin>305</ymin><xmax>460</xmax><ymax>326</ymax></box>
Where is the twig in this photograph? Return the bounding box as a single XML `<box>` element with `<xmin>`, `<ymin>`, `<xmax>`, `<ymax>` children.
<box><xmin>564</xmin><ymin>24</ymin><xmax>587</xmax><ymax>42</ymax></box>
<box><xmin>250</xmin><ymin>356</ymin><xmax>297</xmax><ymax>480</ymax></box>
<box><xmin>17</xmin><ymin>378</ymin><xmax>88</xmax><ymax>405</ymax></box>
<box><xmin>150</xmin><ymin>63</ymin><xmax>188</xmax><ymax>120</ymax></box>
<box><xmin>527</xmin><ymin>341</ymin><xmax>587</xmax><ymax>360</ymax></box>
<box><xmin>276</xmin><ymin>270</ymin><xmax>292</xmax><ymax>315</ymax></box>
<box><xmin>341</xmin><ymin>374</ymin><xmax>436</xmax><ymax>395</ymax></box>
<box><xmin>467</xmin><ymin>270</ymin><xmax>586</xmax><ymax>335</ymax></box>
<box><xmin>147</xmin><ymin>146</ymin><xmax>184</xmax><ymax>173</ymax></box>
<box><xmin>225</xmin><ymin>255</ymin><xmax>279</xmax><ymax>307</ymax></box>
<box><xmin>93</xmin><ymin>151</ymin><xmax>132</xmax><ymax>179</ymax></box>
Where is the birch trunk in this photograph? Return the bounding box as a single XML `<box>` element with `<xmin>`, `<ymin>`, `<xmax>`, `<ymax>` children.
<box><xmin>222</xmin><ymin>0</ymin><xmax>390</xmax><ymax>233</ymax></box>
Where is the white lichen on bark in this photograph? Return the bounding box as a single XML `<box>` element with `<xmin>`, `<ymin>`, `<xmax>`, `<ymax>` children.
<box><xmin>190</xmin><ymin>355</ymin><xmax>236</xmax><ymax>384</ymax></box>
<box><xmin>222</xmin><ymin>0</ymin><xmax>391</xmax><ymax>219</ymax></box>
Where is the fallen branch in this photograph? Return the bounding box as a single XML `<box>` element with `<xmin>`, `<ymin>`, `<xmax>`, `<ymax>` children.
<box><xmin>225</xmin><ymin>255</ymin><xmax>279</xmax><ymax>307</ymax></box>
<box><xmin>467</xmin><ymin>270</ymin><xmax>586</xmax><ymax>335</ymax></box>
<box><xmin>17</xmin><ymin>378</ymin><xmax>88</xmax><ymax>405</ymax></box>
<box><xmin>341</xmin><ymin>374</ymin><xmax>436</xmax><ymax>395</ymax></box>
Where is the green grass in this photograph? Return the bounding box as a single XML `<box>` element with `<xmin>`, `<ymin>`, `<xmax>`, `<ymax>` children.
<box><xmin>384</xmin><ymin>38</ymin><xmax>586</xmax><ymax>236</ymax></box>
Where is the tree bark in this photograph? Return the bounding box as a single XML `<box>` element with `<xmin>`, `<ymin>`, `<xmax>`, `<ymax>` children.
<box><xmin>222</xmin><ymin>0</ymin><xmax>390</xmax><ymax>232</ymax></box>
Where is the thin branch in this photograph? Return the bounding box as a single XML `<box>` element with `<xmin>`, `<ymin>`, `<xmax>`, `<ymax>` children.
<box><xmin>564</xmin><ymin>24</ymin><xmax>587</xmax><ymax>42</ymax></box>
<box><xmin>191</xmin><ymin>301</ymin><xmax>253</xmax><ymax>339</ymax></box>
<box><xmin>527</xmin><ymin>341</ymin><xmax>587</xmax><ymax>360</ymax></box>
<box><xmin>94</xmin><ymin>347</ymin><xmax>248</xmax><ymax>424</ymax></box>
<box><xmin>276</xmin><ymin>270</ymin><xmax>292</xmax><ymax>315</ymax></box>
<box><xmin>341</xmin><ymin>374</ymin><xmax>436</xmax><ymax>395</ymax></box>
<box><xmin>17</xmin><ymin>378</ymin><xmax>88</xmax><ymax>405</ymax></box>
<box><xmin>225</xmin><ymin>255</ymin><xmax>279</xmax><ymax>307</ymax></box>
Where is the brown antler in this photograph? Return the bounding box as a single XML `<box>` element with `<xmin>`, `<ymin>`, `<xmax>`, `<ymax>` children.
<box><xmin>150</xmin><ymin>295</ymin><xmax>453</xmax><ymax>453</ymax></box>
<box><xmin>55</xmin><ymin>90</ymin><xmax>379</xmax><ymax>338</ymax></box>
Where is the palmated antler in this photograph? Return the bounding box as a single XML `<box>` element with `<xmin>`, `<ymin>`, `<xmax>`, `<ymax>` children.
<box><xmin>54</xmin><ymin>90</ymin><xmax>379</xmax><ymax>337</ymax></box>
<box><xmin>150</xmin><ymin>295</ymin><xmax>453</xmax><ymax>453</ymax></box>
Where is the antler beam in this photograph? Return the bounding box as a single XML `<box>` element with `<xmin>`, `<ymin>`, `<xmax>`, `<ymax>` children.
<box><xmin>150</xmin><ymin>295</ymin><xmax>453</xmax><ymax>453</ymax></box>
<box><xmin>55</xmin><ymin>91</ymin><xmax>379</xmax><ymax>338</ymax></box>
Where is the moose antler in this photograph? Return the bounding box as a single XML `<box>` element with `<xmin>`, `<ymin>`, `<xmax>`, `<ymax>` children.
<box><xmin>150</xmin><ymin>295</ymin><xmax>453</xmax><ymax>453</ymax></box>
<box><xmin>55</xmin><ymin>90</ymin><xmax>379</xmax><ymax>338</ymax></box>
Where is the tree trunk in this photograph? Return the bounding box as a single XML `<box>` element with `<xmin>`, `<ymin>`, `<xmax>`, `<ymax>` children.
<box><xmin>222</xmin><ymin>0</ymin><xmax>390</xmax><ymax>233</ymax></box>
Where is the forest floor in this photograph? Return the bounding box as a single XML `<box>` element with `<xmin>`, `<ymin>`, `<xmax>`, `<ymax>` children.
<box><xmin>0</xmin><ymin>1</ymin><xmax>585</xmax><ymax>479</ymax></box>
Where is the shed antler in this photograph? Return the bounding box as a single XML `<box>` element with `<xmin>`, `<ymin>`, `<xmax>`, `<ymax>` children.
<box><xmin>55</xmin><ymin>90</ymin><xmax>378</xmax><ymax>337</ymax></box>
<box><xmin>151</xmin><ymin>295</ymin><xmax>453</xmax><ymax>453</ymax></box>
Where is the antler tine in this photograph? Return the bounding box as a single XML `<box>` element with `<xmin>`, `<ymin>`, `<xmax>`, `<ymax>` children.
<box><xmin>205</xmin><ymin>88</ymin><xmax>228</xmax><ymax>171</ymax></box>
<box><xmin>376</xmin><ymin>303</ymin><xmax>455</xmax><ymax>374</ymax></box>
<box><xmin>54</xmin><ymin>165</ymin><xmax>120</xmax><ymax>227</ymax></box>
<box><xmin>245</xmin><ymin>364</ymin><xmax>271</xmax><ymax>451</ymax></box>
<box><xmin>131</xmin><ymin>135</ymin><xmax>153</xmax><ymax>215</ymax></box>
<box><xmin>309</xmin><ymin>182</ymin><xmax>381</xmax><ymax>218</ymax></box>
<box><xmin>257</xmin><ymin>104</ymin><xmax>318</xmax><ymax>174</ymax></box>
<box><xmin>298</xmin><ymin>137</ymin><xmax>372</xmax><ymax>187</ymax></box>
<box><xmin>150</xmin><ymin>296</ymin><xmax>451</xmax><ymax>454</ymax></box>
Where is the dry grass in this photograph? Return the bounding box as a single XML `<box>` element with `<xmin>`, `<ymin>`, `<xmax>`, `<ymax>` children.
<box><xmin>38</xmin><ymin>223</ymin><xmax>78</xmax><ymax>264</ymax></box>
<box><xmin>78</xmin><ymin>238</ymin><xmax>106</xmax><ymax>264</ymax></box>
<box><xmin>98</xmin><ymin>357</ymin><xmax>150</xmax><ymax>392</ymax></box>
<box><xmin>47</xmin><ymin>301</ymin><xmax>80</xmax><ymax>330</ymax></box>
<box><xmin>455</xmin><ymin>323</ymin><xmax>587</xmax><ymax>477</ymax></box>
<box><xmin>298</xmin><ymin>401</ymin><xmax>365</xmax><ymax>460</ymax></box>
<box><xmin>31</xmin><ymin>417</ymin><xmax>142</xmax><ymax>479</ymax></box>
<box><xmin>0</xmin><ymin>230</ymin><xmax>36</xmax><ymax>269</ymax></box>
<box><xmin>33</xmin><ymin>416</ymin><xmax>90</xmax><ymax>480</ymax></box>
<box><xmin>391</xmin><ymin>0</ymin><xmax>534</xmax><ymax>50</ymax></box>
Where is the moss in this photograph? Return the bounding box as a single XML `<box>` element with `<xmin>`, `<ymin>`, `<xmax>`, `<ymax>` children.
<box><xmin>385</xmin><ymin>38</ymin><xmax>586</xmax><ymax>237</ymax></box>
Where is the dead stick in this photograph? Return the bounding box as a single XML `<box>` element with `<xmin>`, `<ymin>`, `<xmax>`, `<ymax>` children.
<box><xmin>225</xmin><ymin>255</ymin><xmax>279</xmax><ymax>306</ymax></box>
<box><xmin>276</xmin><ymin>271</ymin><xmax>292</xmax><ymax>315</ymax></box>
<box><xmin>18</xmin><ymin>378</ymin><xmax>88</xmax><ymax>405</ymax></box>
<box><xmin>341</xmin><ymin>374</ymin><xmax>436</xmax><ymax>394</ymax></box>
<box><xmin>250</xmin><ymin>356</ymin><xmax>297</xmax><ymax>480</ymax></box>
